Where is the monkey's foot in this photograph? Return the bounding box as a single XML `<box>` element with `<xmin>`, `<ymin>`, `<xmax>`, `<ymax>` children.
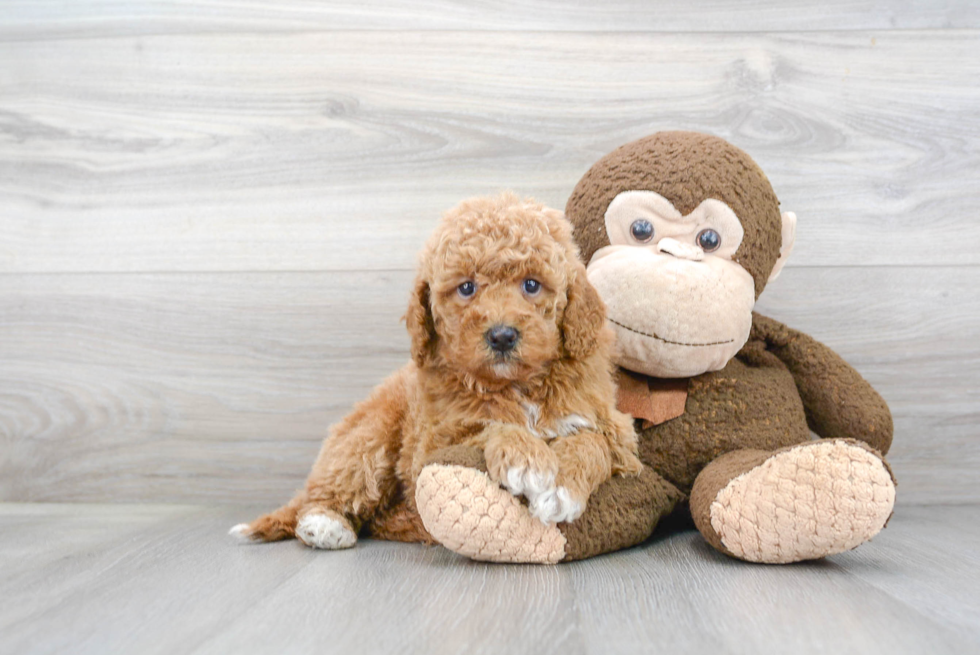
<box><xmin>697</xmin><ymin>439</ymin><xmax>896</xmax><ymax>564</ymax></box>
<box><xmin>415</xmin><ymin>464</ymin><xmax>567</xmax><ymax>564</ymax></box>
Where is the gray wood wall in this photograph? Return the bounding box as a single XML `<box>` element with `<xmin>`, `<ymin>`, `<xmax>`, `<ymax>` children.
<box><xmin>1</xmin><ymin>1</ymin><xmax>977</xmax><ymax>506</ymax></box>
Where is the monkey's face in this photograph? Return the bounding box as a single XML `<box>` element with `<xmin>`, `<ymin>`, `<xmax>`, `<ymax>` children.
<box><xmin>586</xmin><ymin>191</ymin><xmax>757</xmax><ymax>378</ymax></box>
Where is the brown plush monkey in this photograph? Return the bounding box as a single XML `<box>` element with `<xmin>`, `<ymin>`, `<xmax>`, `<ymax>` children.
<box><xmin>414</xmin><ymin>132</ymin><xmax>896</xmax><ymax>564</ymax></box>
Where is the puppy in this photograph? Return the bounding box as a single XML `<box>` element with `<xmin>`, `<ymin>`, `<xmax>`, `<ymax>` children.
<box><xmin>231</xmin><ymin>194</ymin><xmax>642</xmax><ymax>549</ymax></box>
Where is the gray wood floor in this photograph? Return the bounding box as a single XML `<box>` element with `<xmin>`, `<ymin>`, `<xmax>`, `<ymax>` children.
<box><xmin>1</xmin><ymin>503</ymin><xmax>978</xmax><ymax>655</ymax></box>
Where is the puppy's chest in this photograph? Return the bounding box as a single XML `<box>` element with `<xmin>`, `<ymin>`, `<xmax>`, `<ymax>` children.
<box><xmin>506</xmin><ymin>398</ymin><xmax>595</xmax><ymax>441</ymax></box>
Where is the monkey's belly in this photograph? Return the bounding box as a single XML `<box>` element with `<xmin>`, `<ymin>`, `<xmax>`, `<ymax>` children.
<box><xmin>636</xmin><ymin>356</ymin><xmax>810</xmax><ymax>494</ymax></box>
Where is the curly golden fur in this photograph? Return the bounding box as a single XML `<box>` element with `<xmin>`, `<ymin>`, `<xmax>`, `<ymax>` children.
<box><xmin>232</xmin><ymin>193</ymin><xmax>642</xmax><ymax>549</ymax></box>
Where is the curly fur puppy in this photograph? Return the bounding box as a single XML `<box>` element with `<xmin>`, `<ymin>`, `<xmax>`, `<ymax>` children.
<box><xmin>231</xmin><ymin>194</ymin><xmax>642</xmax><ymax>550</ymax></box>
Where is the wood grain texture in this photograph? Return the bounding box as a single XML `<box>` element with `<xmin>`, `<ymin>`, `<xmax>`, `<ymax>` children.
<box><xmin>1</xmin><ymin>503</ymin><xmax>977</xmax><ymax>655</ymax></box>
<box><xmin>1</xmin><ymin>3</ymin><xmax>975</xmax><ymax>509</ymax></box>
<box><xmin>1</xmin><ymin>0</ymin><xmax>978</xmax><ymax>37</ymax></box>
<box><xmin>1</xmin><ymin>266</ymin><xmax>976</xmax><ymax>505</ymax></box>
<box><xmin>1</xmin><ymin>31</ymin><xmax>979</xmax><ymax>272</ymax></box>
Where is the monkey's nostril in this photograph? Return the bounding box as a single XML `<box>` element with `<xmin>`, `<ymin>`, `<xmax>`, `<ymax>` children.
<box><xmin>486</xmin><ymin>325</ymin><xmax>520</xmax><ymax>353</ymax></box>
<box><xmin>657</xmin><ymin>237</ymin><xmax>704</xmax><ymax>262</ymax></box>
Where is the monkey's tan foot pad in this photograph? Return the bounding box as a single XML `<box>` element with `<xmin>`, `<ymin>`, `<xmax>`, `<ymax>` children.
<box><xmin>710</xmin><ymin>440</ymin><xmax>896</xmax><ymax>564</ymax></box>
<box><xmin>415</xmin><ymin>464</ymin><xmax>567</xmax><ymax>564</ymax></box>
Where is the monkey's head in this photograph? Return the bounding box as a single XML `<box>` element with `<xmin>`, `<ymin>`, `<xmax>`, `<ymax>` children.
<box><xmin>566</xmin><ymin>131</ymin><xmax>796</xmax><ymax>378</ymax></box>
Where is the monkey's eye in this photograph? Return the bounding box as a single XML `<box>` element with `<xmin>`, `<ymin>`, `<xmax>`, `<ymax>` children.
<box><xmin>522</xmin><ymin>278</ymin><xmax>542</xmax><ymax>296</ymax></box>
<box><xmin>457</xmin><ymin>281</ymin><xmax>477</xmax><ymax>298</ymax></box>
<box><xmin>697</xmin><ymin>228</ymin><xmax>721</xmax><ymax>252</ymax></box>
<box><xmin>630</xmin><ymin>219</ymin><xmax>655</xmax><ymax>243</ymax></box>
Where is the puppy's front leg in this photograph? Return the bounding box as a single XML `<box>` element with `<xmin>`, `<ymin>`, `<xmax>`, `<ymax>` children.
<box><xmin>536</xmin><ymin>433</ymin><xmax>613</xmax><ymax>524</ymax></box>
<box><xmin>482</xmin><ymin>423</ymin><xmax>559</xmax><ymax>513</ymax></box>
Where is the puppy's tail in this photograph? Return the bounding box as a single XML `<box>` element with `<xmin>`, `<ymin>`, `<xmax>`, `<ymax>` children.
<box><xmin>229</xmin><ymin>492</ymin><xmax>306</xmax><ymax>543</ymax></box>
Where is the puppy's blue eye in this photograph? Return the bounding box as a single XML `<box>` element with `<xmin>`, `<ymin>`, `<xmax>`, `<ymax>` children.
<box><xmin>457</xmin><ymin>281</ymin><xmax>476</xmax><ymax>297</ymax></box>
<box><xmin>522</xmin><ymin>279</ymin><xmax>542</xmax><ymax>295</ymax></box>
<box><xmin>697</xmin><ymin>228</ymin><xmax>721</xmax><ymax>252</ymax></box>
<box><xmin>630</xmin><ymin>219</ymin><xmax>654</xmax><ymax>242</ymax></box>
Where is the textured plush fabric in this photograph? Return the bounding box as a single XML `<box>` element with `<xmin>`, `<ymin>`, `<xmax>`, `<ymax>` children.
<box><xmin>558</xmin><ymin>133</ymin><xmax>894</xmax><ymax>560</ymax></box>
<box><xmin>558</xmin><ymin>465</ymin><xmax>683</xmax><ymax>561</ymax></box>
<box><xmin>584</xmin><ymin>314</ymin><xmax>895</xmax><ymax>561</ymax></box>
<box><xmin>614</xmin><ymin>369</ymin><xmax>688</xmax><ymax>428</ymax></box>
<box><xmin>420</xmin><ymin>443</ymin><xmax>489</xmax><ymax>473</ymax></box>
<box><xmin>415</xmin><ymin>462</ymin><xmax>567</xmax><ymax>564</ymax></box>
<box><xmin>636</xmin><ymin>329</ymin><xmax>811</xmax><ymax>495</ymax></box>
<box><xmin>418</xmin><ymin>447</ymin><xmax>682</xmax><ymax>563</ymax></box>
<box><xmin>566</xmin><ymin>131</ymin><xmax>782</xmax><ymax>299</ymax></box>
<box><xmin>687</xmin><ymin>448</ymin><xmax>772</xmax><ymax>557</ymax></box>
<box><xmin>589</xmin><ymin>242</ymin><xmax>757</xmax><ymax>377</ymax></box>
<box><xmin>750</xmin><ymin>314</ymin><xmax>894</xmax><ymax>455</ymax></box>
<box><xmin>691</xmin><ymin>439</ymin><xmax>897</xmax><ymax>563</ymax></box>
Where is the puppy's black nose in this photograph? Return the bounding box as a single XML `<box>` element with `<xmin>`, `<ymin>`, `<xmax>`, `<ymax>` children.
<box><xmin>486</xmin><ymin>325</ymin><xmax>520</xmax><ymax>353</ymax></box>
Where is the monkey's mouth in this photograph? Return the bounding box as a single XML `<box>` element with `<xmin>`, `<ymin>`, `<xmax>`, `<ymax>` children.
<box><xmin>608</xmin><ymin>317</ymin><xmax>735</xmax><ymax>347</ymax></box>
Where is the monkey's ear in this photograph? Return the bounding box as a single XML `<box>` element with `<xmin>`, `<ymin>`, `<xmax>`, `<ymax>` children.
<box><xmin>405</xmin><ymin>276</ymin><xmax>437</xmax><ymax>367</ymax></box>
<box><xmin>768</xmin><ymin>211</ymin><xmax>797</xmax><ymax>282</ymax></box>
<box><xmin>561</xmin><ymin>265</ymin><xmax>607</xmax><ymax>361</ymax></box>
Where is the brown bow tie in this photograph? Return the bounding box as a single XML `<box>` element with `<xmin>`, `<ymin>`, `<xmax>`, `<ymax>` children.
<box><xmin>615</xmin><ymin>369</ymin><xmax>689</xmax><ymax>429</ymax></box>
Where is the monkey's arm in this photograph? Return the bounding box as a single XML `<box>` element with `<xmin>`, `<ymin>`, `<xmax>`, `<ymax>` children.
<box><xmin>415</xmin><ymin>445</ymin><xmax>683</xmax><ymax>563</ymax></box>
<box><xmin>749</xmin><ymin>312</ymin><xmax>893</xmax><ymax>455</ymax></box>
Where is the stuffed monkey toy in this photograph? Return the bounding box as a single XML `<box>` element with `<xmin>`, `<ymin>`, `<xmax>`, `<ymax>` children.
<box><xmin>413</xmin><ymin>131</ymin><xmax>896</xmax><ymax>564</ymax></box>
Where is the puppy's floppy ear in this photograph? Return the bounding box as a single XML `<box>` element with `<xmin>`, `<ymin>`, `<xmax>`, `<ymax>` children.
<box><xmin>560</xmin><ymin>264</ymin><xmax>606</xmax><ymax>360</ymax></box>
<box><xmin>405</xmin><ymin>276</ymin><xmax>437</xmax><ymax>367</ymax></box>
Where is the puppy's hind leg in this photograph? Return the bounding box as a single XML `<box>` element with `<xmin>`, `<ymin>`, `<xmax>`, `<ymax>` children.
<box><xmin>229</xmin><ymin>492</ymin><xmax>305</xmax><ymax>543</ymax></box>
<box><xmin>294</xmin><ymin>508</ymin><xmax>358</xmax><ymax>550</ymax></box>
<box><xmin>231</xmin><ymin>365</ymin><xmax>413</xmax><ymax>549</ymax></box>
<box><xmin>229</xmin><ymin>493</ymin><xmax>359</xmax><ymax>551</ymax></box>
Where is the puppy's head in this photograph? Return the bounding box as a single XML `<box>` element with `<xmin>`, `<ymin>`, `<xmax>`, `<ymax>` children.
<box><xmin>406</xmin><ymin>193</ymin><xmax>605</xmax><ymax>386</ymax></box>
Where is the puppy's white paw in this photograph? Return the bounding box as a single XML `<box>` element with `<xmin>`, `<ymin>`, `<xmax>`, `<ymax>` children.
<box><xmin>228</xmin><ymin>523</ymin><xmax>257</xmax><ymax>542</ymax></box>
<box><xmin>529</xmin><ymin>486</ymin><xmax>584</xmax><ymax>525</ymax></box>
<box><xmin>295</xmin><ymin>513</ymin><xmax>357</xmax><ymax>550</ymax></box>
<box><xmin>504</xmin><ymin>465</ymin><xmax>555</xmax><ymax>498</ymax></box>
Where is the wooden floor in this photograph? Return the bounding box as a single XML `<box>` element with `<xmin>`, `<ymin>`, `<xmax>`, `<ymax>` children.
<box><xmin>1</xmin><ymin>503</ymin><xmax>978</xmax><ymax>655</ymax></box>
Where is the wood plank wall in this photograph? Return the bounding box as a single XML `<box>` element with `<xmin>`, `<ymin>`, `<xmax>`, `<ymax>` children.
<box><xmin>1</xmin><ymin>1</ymin><xmax>977</xmax><ymax>505</ymax></box>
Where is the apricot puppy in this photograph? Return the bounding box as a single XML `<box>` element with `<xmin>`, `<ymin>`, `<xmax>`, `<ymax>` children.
<box><xmin>231</xmin><ymin>193</ymin><xmax>641</xmax><ymax>549</ymax></box>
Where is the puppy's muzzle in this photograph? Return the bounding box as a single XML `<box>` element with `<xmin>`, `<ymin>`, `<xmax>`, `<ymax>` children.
<box><xmin>486</xmin><ymin>325</ymin><xmax>520</xmax><ymax>354</ymax></box>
